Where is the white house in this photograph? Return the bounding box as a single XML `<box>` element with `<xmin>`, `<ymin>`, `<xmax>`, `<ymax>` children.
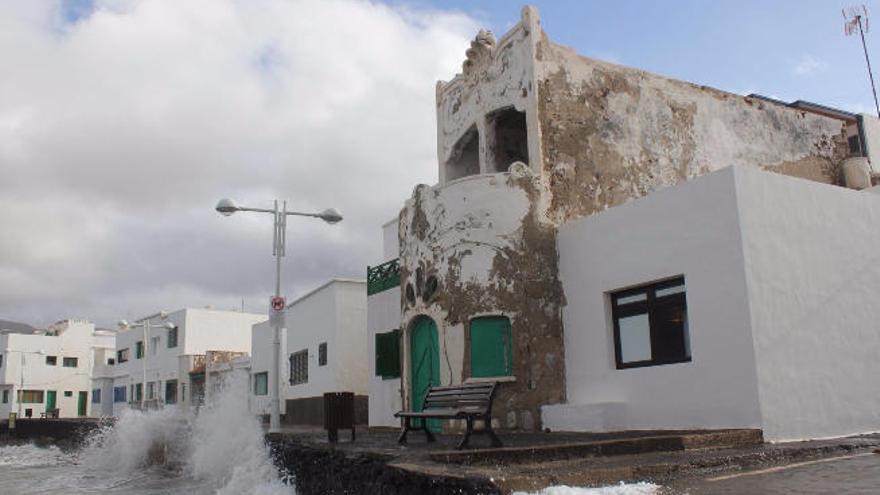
<box><xmin>111</xmin><ymin>308</ymin><xmax>266</xmax><ymax>415</ymax></box>
<box><xmin>0</xmin><ymin>319</ymin><xmax>115</xmax><ymax>419</ymax></box>
<box><xmin>251</xmin><ymin>279</ymin><xmax>367</xmax><ymax>425</ymax></box>
<box><xmin>542</xmin><ymin>165</ymin><xmax>880</xmax><ymax>442</ymax></box>
<box><xmin>367</xmin><ymin>218</ymin><xmax>403</xmax><ymax>428</ymax></box>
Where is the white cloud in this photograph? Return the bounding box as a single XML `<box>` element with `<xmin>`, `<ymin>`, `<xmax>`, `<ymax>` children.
<box><xmin>0</xmin><ymin>0</ymin><xmax>478</xmax><ymax>327</ymax></box>
<box><xmin>794</xmin><ymin>55</ymin><xmax>828</xmax><ymax>77</ymax></box>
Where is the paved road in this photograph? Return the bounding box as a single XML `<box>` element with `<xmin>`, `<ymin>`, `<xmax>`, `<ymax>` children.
<box><xmin>668</xmin><ymin>452</ymin><xmax>880</xmax><ymax>494</ymax></box>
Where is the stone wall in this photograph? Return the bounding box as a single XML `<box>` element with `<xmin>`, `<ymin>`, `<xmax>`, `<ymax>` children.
<box><xmin>535</xmin><ymin>31</ymin><xmax>849</xmax><ymax>224</ymax></box>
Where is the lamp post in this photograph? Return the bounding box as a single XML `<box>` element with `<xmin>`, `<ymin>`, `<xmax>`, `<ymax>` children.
<box><xmin>118</xmin><ymin>316</ymin><xmax>176</xmax><ymax>409</ymax></box>
<box><xmin>215</xmin><ymin>198</ymin><xmax>342</xmax><ymax>433</ymax></box>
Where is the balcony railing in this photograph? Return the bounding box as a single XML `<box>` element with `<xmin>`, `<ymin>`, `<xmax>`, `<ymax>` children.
<box><xmin>367</xmin><ymin>258</ymin><xmax>400</xmax><ymax>295</ymax></box>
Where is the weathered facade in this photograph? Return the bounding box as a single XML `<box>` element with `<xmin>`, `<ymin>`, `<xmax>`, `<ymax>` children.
<box><xmin>394</xmin><ymin>6</ymin><xmax>873</xmax><ymax>431</ymax></box>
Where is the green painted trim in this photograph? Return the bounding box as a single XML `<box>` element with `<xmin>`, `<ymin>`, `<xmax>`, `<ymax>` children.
<box><xmin>367</xmin><ymin>258</ymin><xmax>400</xmax><ymax>295</ymax></box>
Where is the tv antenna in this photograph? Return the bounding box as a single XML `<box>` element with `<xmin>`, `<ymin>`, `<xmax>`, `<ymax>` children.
<box><xmin>844</xmin><ymin>5</ymin><xmax>880</xmax><ymax>117</ymax></box>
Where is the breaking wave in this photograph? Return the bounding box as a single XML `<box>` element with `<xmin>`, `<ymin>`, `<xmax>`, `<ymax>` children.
<box><xmin>76</xmin><ymin>370</ymin><xmax>292</xmax><ymax>494</ymax></box>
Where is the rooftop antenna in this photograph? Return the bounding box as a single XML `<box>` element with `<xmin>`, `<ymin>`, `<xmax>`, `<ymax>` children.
<box><xmin>844</xmin><ymin>5</ymin><xmax>880</xmax><ymax>117</ymax></box>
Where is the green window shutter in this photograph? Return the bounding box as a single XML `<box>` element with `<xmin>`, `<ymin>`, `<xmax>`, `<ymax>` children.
<box><xmin>470</xmin><ymin>316</ymin><xmax>513</xmax><ymax>378</ymax></box>
<box><xmin>375</xmin><ymin>330</ymin><xmax>401</xmax><ymax>379</ymax></box>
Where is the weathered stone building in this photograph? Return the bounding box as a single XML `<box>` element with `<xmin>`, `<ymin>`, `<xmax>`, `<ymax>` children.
<box><xmin>371</xmin><ymin>6</ymin><xmax>880</xmax><ymax>434</ymax></box>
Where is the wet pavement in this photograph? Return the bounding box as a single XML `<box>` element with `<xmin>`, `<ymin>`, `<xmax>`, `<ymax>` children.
<box><xmin>669</xmin><ymin>452</ymin><xmax>880</xmax><ymax>494</ymax></box>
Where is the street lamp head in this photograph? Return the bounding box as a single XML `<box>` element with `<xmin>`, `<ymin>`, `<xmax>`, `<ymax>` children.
<box><xmin>161</xmin><ymin>322</ymin><xmax>177</xmax><ymax>330</ymax></box>
<box><xmin>216</xmin><ymin>198</ymin><xmax>239</xmax><ymax>216</ymax></box>
<box><xmin>318</xmin><ymin>207</ymin><xmax>343</xmax><ymax>224</ymax></box>
<box><xmin>117</xmin><ymin>319</ymin><xmax>130</xmax><ymax>330</ymax></box>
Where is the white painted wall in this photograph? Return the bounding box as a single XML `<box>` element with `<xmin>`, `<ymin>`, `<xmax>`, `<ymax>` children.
<box><xmin>735</xmin><ymin>166</ymin><xmax>880</xmax><ymax>441</ymax></box>
<box><xmin>860</xmin><ymin>113</ymin><xmax>880</xmax><ymax>172</ymax></box>
<box><xmin>545</xmin><ymin>167</ymin><xmax>763</xmax><ymax>433</ymax></box>
<box><xmin>250</xmin><ymin>280</ymin><xmax>367</xmax><ymax>417</ymax></box>
<box><xmin>0</xmin><ymin>320</ymin><xmax>113</xmax><ymax>418</ymax></box>
<box><xmin>547</xmin><ymin>165</ymin><xmax>880</xmax><ymax>441</ymax></box>
<box><xmin>367</xmin><ymin>286</ymin><xmax>402</xmax><ymax>427</ymax></box>
<box><xmin>111</xmin><ymin>308</ymin><xmax>265</xmax><ymax>416</ymax></box>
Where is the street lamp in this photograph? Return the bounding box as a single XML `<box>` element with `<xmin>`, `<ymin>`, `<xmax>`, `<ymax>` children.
<box><xmin>118</xmin><ymin>317</ymin><xmax>176</xmax><ymax>410</ymax></box>
<box><xmin>215</xmin><ymin>198</ymin><xmax>342</xmax><ymax>433</ymax></box>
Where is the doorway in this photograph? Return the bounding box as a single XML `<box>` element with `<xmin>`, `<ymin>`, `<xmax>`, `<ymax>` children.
<box><xmin>46</xmin><ymin>390</ymin><xmax>57</xmax><ymax>413</ymax></box>
<box><xmin>410</xmin><ymin>316</ymin><xmax>441</xmax><ymax>432</ymax></box>
<box><xmin>77</xmin><ymin>391</ymin><xmax>87</xmax><ymax>417</ymax></box>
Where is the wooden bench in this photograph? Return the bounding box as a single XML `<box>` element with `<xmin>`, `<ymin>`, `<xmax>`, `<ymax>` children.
<box><xmin>40</xmin><ymin>408</ymin><xmax>59</xmax><ymax>419</ymax></box>
<box><xmin>395</xmin><ymin>381</ymin><xmax>503</xmax><ymax>450</ymax></box>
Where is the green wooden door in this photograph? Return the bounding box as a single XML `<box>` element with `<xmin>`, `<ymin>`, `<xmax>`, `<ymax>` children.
<box><xmin>77</xmin><ymin>391</ymin><xmax>87</xmax><ymax>417</ymax></box>
<box><xmin>410</xmin><ymin>317</ymin><xmax>441</xmax><ymax>433</ymax></box>
<box><xmin>470</xmin><ymin>316</ymin><xmax>513</xmax><ymax>377</ymax></box>
<box><xmin>45</xmin><ymin>390</ymin><xmax>56</xmax><ymax>412</ymax></box>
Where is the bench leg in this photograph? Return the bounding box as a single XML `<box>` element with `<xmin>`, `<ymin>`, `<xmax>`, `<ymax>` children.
<box><xmin>485</xmin><ymin>418</ymin><xmax>503</xmax><ymax>448</ymax></box>
<box><xmin>424</xmin><ymin>424</ymin><xmax>437</xmax><ymax>443</ymax></box>
<box><xmin>457</xmin><ymin>418</ymin><xmax>474</xmax><ymax>450</ymax></box>
<box><xmin>397</xmin><ymin>417</ymin><xmax>410</xmax><ymax>445</ymax></box>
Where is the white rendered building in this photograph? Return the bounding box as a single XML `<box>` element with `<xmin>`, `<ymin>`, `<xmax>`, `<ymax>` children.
<box><xmin>367</xmin><ymin>218</ymin><xmax>403</xmax><ymax>428</ymax></box>
<box><xmin>111</xmin><ymin>308</ymin><xmax>266</xmax><ymax>415</ymax></box>
<box><xmin>250</xmin><ymin>279</ymin><xmax>367</xmax><ymax>425</ymax></box>
<box><xmin>0</xmin><ymin>319</ymin><xmax>115</xmax><ymax>419</ymax></box>
<box><xmin>542</xmin><ymin>165</ymin><xmax>880</xmax><ymax>442</ymax></box>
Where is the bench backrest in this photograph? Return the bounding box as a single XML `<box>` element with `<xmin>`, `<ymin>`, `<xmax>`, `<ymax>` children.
<box><xmin>422</xmin><ymin>382</ymin><xmax>497</xmax><ymax>413</ymax></box>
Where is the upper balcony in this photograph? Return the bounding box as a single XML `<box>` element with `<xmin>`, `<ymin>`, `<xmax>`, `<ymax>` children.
<box><xmin>367</xmin><ymin>258</ymin><xmax>400</xmax><ymax>296</ymax></box>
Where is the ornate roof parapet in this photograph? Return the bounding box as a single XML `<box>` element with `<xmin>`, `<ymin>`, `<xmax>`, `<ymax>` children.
<box><xmin>462</xmin><ymin>29</ymin><xmax>497</xmax><ymax>80</ymax></box>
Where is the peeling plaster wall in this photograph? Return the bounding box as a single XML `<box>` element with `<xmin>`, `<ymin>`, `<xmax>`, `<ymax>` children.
<box><xmin>535</xmin><ymin>35</ymin><xmax>849</xmax><ymax>223</ymax></box>
<box><xmin>399</xmin><ymin>165</ymin><xmax>565</xmax><ymax>430</ymax></box>
<box><xmin>399</xmin><ymin>5</ymin><xmax>853</xmax><ymax>432</ymax></box>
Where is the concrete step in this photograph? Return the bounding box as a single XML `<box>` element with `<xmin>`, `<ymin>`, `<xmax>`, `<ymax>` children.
<box><xmin>429</xmin><ymin>429</ymin><xmax>764</xmax><ymax>465</ymax></box>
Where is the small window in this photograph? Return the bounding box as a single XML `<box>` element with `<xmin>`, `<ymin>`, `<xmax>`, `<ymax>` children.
<box><xmin>113</xmin><ymin>386</ymin><xmax>127</xmax><ymax>403</ymax></box>
<box><xmin>469</xmin><ymin>316</ymin><xmax>513</xmax><ymax>378</ymax></box>
<box><xmin>167</xmin><ymin>326</ymin><xmax>178</xmax><ymax>348</ymax></box>
<box><xmin>611</xmin><ymin>276</ymin><xmax>690</xmax><ymax>369</ymax></box>
<box><xmin>17</xmin><ymin>390</ymin><xmax>44</xmax><ymax>403</ymax></box>
<box><xmin>289</xmin><ymin>350</ymin><xmax>308</xmax><ymax>385</ymax></box>
<box><xmin>147</xmin><ymin>382</ymin><xmax>156</xmax><ymax>400</ymax></box>
<box><xmin>849</xmin><ymin>134</ymin><xmax>862</xmax><ymax>156</ymax></box>
<box><xmin>165</xmin><ymin>380</ymin><xmax>178</xmax><ymax>404</ymax></box>
<box><xmin>254</xmin><ymin>372</ymin><xmax>268</xmax><ymax>396</ymax></box>
<box><xmin>0</xmin><ymin>354</ymin><xmax>3</xmax><ymax>367</ymax></box>
<box><xmin>135</xmin><ymin>341</ymin><xmax>144</xmax><ymax>359</ymax></box>
<box><xmin>108</xmin><ymin>358</ymin><xmax>115</xmax><ymax>365</ymax></box>
<box><xmin>92</xmin><ymin>389</ymin><xmax>101</xmax><ymax>404</ymax></box>
<box><xmin>46</xmin><ymin>356</ymin><xmax>57</xmax><ymax>366</ymax></box>
<box><xmin>117</xmin><ymin>348</ymin><xmax>129</xmax><ymax>364</ymax></box>
<box><xmin>150</xmin><ymin>337</ymin><xmax>160</xmax><ymax>356</ymax></box>
<box><xmin>2</xmin><ymin>390</ymin><xmax>8</xmax><ymax>403</ymax></box>
<box><xmin>62</xmin><ymin>357</ymin><xmax>78</xmax><ymax>368</ymax></box>
<box><xmin>134</xmin><ymin>383</ymin><xmax>143</xmax><ymax>402</ymax></box>
<box><xmin>64</xmin><ymin>391</ymin><xmax>73</xmax><ymax>397</ymax></box>
<box><xmin>318</xmin><ymin>343</ymin><xmax>328</xmax><ymax>367</ymax></box>
<box><xmin>375</xmin><ymin>330</ymin><xmax>401</xmax><ymax>379</ymax></box>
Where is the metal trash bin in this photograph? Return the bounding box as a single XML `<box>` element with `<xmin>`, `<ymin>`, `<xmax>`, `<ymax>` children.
<box><xmin>323</xmin><ymin>392</ymin><xmax>355</xmax><ymax>443</ymax></box>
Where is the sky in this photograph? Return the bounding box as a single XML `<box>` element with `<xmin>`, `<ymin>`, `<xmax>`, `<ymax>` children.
<box><xmin>2</xmin><ymin>0</ymin><xmax>878</xmax><ymax>329</ymax></box>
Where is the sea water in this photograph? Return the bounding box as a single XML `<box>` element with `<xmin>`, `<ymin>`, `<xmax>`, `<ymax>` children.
<box><xmin>0</xmin><ymin>371</ymin><xmax>291</xmax><ymax>495</ymax></box>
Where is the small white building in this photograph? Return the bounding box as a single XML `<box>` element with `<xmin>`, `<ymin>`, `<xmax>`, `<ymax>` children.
<box><xmin>111</xmin><ymin>308</ymin><xmax>266</xmax><ymax>415</ymax></box>
<box><xmin>367</xmin><ymin>218</ymin><xmax>403</xmax><ymax>428</ymax></box>
<box><xmin>0</xmin><ymin>319</ymin><xmax>115</xmax><ymax>419</ymax></box>
<box><xmin>542</xmin><ymin>165</ymin><xmax>880</xmax><ymax>442</ymax></box>
<box><xmin>251</xmin><ymin>279</ymin><xmax>368</xmax><ymax>425</ymax></box>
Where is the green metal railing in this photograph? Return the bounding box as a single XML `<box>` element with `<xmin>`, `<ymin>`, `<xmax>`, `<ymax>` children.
<box><xmin>367</xmin><ymin>258</ymin><xmax>400</xmax><ymax>295</ymax></box>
